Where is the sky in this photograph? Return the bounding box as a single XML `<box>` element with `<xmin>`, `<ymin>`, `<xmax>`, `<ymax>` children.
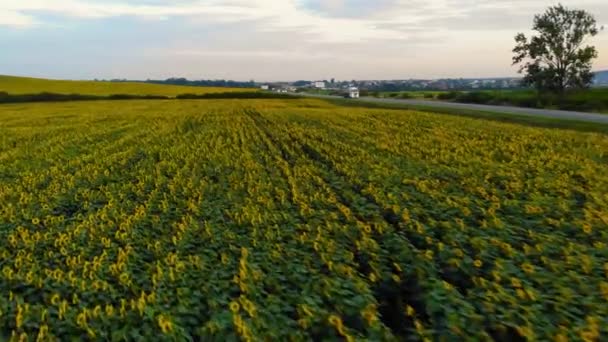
<box><xmin>0</xmin><ymin>0</ymin><xmax>607</xmax><ymax>81</ymax></box>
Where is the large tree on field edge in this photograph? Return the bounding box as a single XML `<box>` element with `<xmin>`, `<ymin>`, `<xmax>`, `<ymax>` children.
<box><xmin>513</xmin><ymin>4</ymin><xmax>603</xmax><ymax>94</ymax></box>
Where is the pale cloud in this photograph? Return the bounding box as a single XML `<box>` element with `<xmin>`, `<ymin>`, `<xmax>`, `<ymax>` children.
<box><xmin>0</xmin><ymin>0</ymin><xmax>263</xmax><ymax>21</ymax></box>
<box><xmin>172</xmin><ymin>49</ymin><xmax>332</xmax><ymax>59</ymax></box>
<box><xmin>0</xmin><ymin>0</ymin><xmax>606</xmax><ymax>79</ymax></box>
<box><xmin>2</xmin><ymin>0</ymin><xmax>606</xmax><ymax>41</ymax></box>
<box><xmin>0</xmin><ymin>0</ymin><xmax>497</xmax><ymax>41</ymax></box>
<box><xmin>0</xmin><ymin>9</ymin><xmax>37</xmax><ymax>27</ymax></box>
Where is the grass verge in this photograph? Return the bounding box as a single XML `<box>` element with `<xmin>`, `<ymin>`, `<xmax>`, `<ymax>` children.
<box><xmin>325</xmin><ymin>98</ymin><xmax>608</xmax><ymax>135</ymax></box>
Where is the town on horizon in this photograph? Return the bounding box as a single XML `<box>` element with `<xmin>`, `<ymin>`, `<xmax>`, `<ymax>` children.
<box><xmin>96</xmin><ymin>69</ymin><xmax>608</xmax><ymax>92</ymax></box>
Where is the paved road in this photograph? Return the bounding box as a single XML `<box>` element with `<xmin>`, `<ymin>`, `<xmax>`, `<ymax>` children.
<box><xmin>299</xmin><ymin>93</ymin><xmax>608</xmax><ymax>124</ymax></box>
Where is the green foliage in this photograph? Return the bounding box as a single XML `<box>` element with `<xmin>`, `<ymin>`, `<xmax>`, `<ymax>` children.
<box><xmin>513</xmin><ymin>4</ymin><xmax>602</xmax><ymax>93</ymax></box>
<box><xmin>450</xmin><ymin>89</ymin><xmax>608</xmax><ymax>112</ymax></box>
<box><xmin>0</xmin><ymin>99</ymin><xmax>607</xmax><ymax>340</ymax></box>
<box><xmin>386</xmin><ymin>88</ymin><xmax>608</xmax><ymax>113</ymax></box>
<box><xmin>373</xmin><ymin>91</ymin><xmax>444</xmax><ymax>100</ymax></box>
<box><xmin>0</xmin><ymin>92</ymin><xmax>169</xmax><ymax>103</ymax></box>
<box><xmin>0</xmin><ymin>92</ymin><xmax>298</xmax><ymax>104</ymax></box>
<box><xmin>437</xmin><ymin>91</ymin><xmax>462</xmax><ymax>100</ymax></box>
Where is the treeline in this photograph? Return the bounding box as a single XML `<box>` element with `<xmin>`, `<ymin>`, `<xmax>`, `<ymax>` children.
<box><xmin>108</xmin><ymin>78</ymin><xmax>257</xmax><ymax>88</ymax></box>
<box><xmin>0</xmin><ymin>91</ymin><xmax>300</xmax><ymax>104</ymax></box>
<box><xmin>436</xmin><ymin>90</ymin><xmax>608</xmax><ymax>112</ymax></box>
<box><xmin>0</xmin><ymin>92</ymin><xmax>169</xmax><ymax>103</ymax></box>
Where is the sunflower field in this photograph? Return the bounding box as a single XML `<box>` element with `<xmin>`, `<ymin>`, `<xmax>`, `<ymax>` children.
<box><xmin>0</xmin><ymin>99</ymin><xmax>607</xmax><ymax>341</ymax></box>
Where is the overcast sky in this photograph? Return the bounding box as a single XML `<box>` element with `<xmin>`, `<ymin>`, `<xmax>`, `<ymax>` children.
<box><xmin>1</xmin><ymin>0</ymin><xmax>607</xmax><ymax>81</ymax></box>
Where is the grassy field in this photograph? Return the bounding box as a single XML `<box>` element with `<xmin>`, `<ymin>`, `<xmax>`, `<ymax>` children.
<box><xmin>373</xmin><ymin>91</ymin><xmax>443</xmax><ymax>99</ymax></box>
<box><xmin>0</xmin><ymin>75</ymin><xmax>250</xmax><ymax>96</ymax></box>
<box><xmin>374</xmin><ymin>88</ymin><xmax>608</xmax><ymax>113</ymax></box>
<box><xmin>297</xmin><ymin>88</ymin><xmax>336</xmax><ymax>96</ymax></box>
<box><xmin>445</xmin><ymin>88</ymin><xmax>608</xmax><ymax>113</ymax></box>
<box><xmin>1</xmin><ymin>98</ymin><xmax>607</xmax><ymax>340</ymax></box>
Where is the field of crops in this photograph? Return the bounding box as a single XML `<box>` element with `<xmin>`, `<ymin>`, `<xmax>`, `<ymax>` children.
<box><xmin>0</xmin><ymin>75</ymin><xmax>249</xmax><ymax>96</ymax></box>
<box><xmin>1</xmin><ymin>98</ymin><xmax>607</xmax><ymax>340</ymax></box>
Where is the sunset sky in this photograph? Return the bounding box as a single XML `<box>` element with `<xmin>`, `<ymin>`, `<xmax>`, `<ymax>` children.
<box><xmin>1</xmin><ymin>0</ymin><xmax>607</xmax><ymax>81</ymax></box>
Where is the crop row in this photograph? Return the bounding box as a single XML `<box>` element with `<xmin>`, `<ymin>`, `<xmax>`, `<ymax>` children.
<box><xmin>0</xmin><ymin>99</ymin><xmax>607</xmax><ymax>340</ymax></box>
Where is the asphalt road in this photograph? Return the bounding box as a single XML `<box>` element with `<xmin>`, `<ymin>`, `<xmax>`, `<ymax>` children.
<box><xmin>300</xmin><ymin>93</ymin><xmax>608</xmax><ymax>124</ymax></box>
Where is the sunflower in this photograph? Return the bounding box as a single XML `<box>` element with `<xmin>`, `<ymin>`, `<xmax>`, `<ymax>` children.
<box><xmin>76</xmin><ymin>312</ymin><xmax>88</xmax><ymax>328</ymax></box>
<box><xmin>511</xmin><ymin>277</ymin><xmax>522</xmax><ymax>288</ymax></box>
<box><xmin>157</xmin><ymin>315</ymin><xmax>173</xmax><ymax>334</ymax></box>
<box><xmin>105</xmin><ymin>304</ymin><xmax>114</xmax><ymax>317</ymax></box>
<box><xmin>406</xmin><ymin>305</ymin><xmax>416</xmax><ymax>317</ymax></box>
<box><xmin>521</xmin><ymin>263</ymin><xmax>535</xmax><ymax>274</ymax></box>
<box><xmin>328</xmin><ymin>314</ymin><xmax>342</xmax><ymax>327</ymax></box>
<box><xmin>50</xmin><ymin>294</ymin><xmax>60</xmax><ymax>306</ymax></box>
<box><xmin>229</xmin><ymin>301</ymin><xmax>240</xmax><ymax>313</ymax></box>
<box><xmin>582</xmin><ymin>223</ymin><xmax>592</xmax><ymax>234</ymax></box>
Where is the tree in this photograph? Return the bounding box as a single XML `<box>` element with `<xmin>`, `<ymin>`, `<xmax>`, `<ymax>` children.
<box><xmin>293</xmin><ymin>80</ymin><xmax>310</xmax><ymax>87</ymax></box>
<box><xmin>512</xmin><ymin>4</ymin><xmax>603</xmax><ymax>94</ymax></box>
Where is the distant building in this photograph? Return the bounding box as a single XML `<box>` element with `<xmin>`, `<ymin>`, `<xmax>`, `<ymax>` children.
<box><xmin>348</xmin><ymin>87</ymin><xmax>360</xmax><ymax>98</ymax></box>
<box><xmin>313</xmin><ymin>81</ymin><xmax>326</xmax><ymax>89</ymax></box>
<box><xmin>260</xmin><ymin>85</ymin><xmax>270</xmax><ymax>90</ymax></box>
<box><xmin>435</xmin><ymin>81</ymin><xmax>448</xmax><ymax>90</ymax></box>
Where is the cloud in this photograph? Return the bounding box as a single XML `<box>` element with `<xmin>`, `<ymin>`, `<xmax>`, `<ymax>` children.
<box><xmin>300</xmin><ymin>0</ymin><xmax>390</xmax><ymax>18</ymax></box>
<box><xmin>3</xmin><ymin>0</ymin><xmax>607</xmax><ymax>41</ymax></box>
<box><xmin>0</xmin><ymin>10</ymin><xmax>37</xmax><ymax>27</ymax></box>
<box><xmin>0</xmin><ymin>0</ymin><xmax>466</xmax><ymax>42</ymax></box>
<box><xmin>1</xmin><ymin>0</ymin><xmax>606</xmax><ymax>80</ymax></box>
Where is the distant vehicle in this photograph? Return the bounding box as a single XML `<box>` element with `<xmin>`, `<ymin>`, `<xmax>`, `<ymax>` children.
<box><xmin>347</xmin><ymin>87</ymin><xmax>360</xmax><ymax>98</ymax></box>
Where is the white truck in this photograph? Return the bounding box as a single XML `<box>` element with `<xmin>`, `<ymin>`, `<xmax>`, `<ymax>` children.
<box><xmin>345</xmin><ymin>87</ymin><xmax>359</xmax><ymax>98</ymax></box>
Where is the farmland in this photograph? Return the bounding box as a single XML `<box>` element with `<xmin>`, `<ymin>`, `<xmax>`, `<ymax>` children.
<box><xmin>0</xmin><ymin>75</ymin><xmax>250</xmax><ymax>96</ymax></box>
<box><xmin>1</xmin><ymin>98</ymin><xmax>607</xmax><ymax>340</ymax></box>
